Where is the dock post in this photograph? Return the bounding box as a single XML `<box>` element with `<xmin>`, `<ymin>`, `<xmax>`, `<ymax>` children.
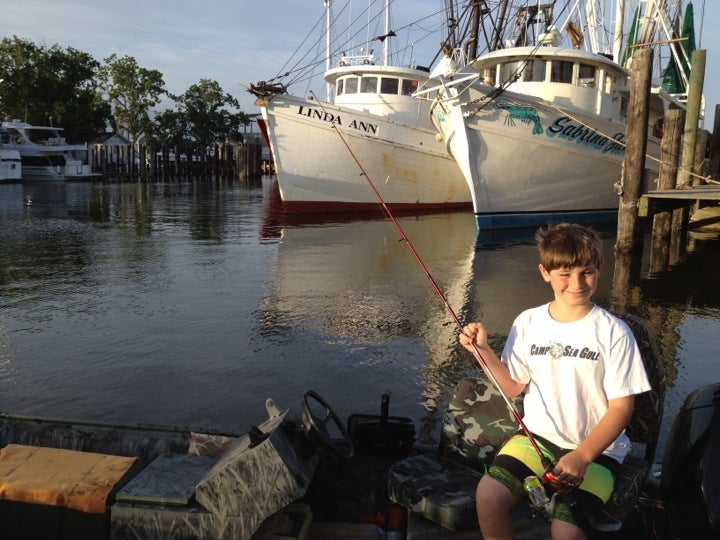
<box><xmin>694</xmin><ymin>129</ymin><xmax>709</xmax><ymax>182</ymax></box>
<box><xmin>678</xmin><ymin>49</ymin><xmax>706</xmax><ymax>187</ymax></box>
<box><xmin>709</xmin><ymin>105</ymin><xmax>720</xmax><ymax>179</ymax></box>
<box><xmin>616</xmin><ymin>47</ymin><xmax>652</xmax><ymax>253</ymax></box>
<box><xmin>649</xmin><ymin>109</ymin><xmax>684</xmax><ymax>274</ymax></box>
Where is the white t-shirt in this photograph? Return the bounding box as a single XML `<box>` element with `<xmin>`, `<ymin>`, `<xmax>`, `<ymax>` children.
<box><xmin>502</xmin><ymin>303</ymin><xmax>651</xmax><ymax>462</ymax></box>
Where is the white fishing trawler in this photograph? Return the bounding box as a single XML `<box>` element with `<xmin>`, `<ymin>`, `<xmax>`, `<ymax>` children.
<box><xmin>249</xmin><ymin>0</ymin><xmax>471</xmax><ymax>213</ymax></box>
<box><xmin>425</xmin><ymin>0</ymin><xmax>696</xmax><ymax>229</ymax></box>
<box><xmin>2</xmin><ymin>120</ymin><xmax>100</xmax><ymax>182</ymax></box>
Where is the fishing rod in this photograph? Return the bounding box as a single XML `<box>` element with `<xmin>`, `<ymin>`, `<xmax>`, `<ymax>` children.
<box><xmin>307</xmin><ymin>92</ymin><xmax>572</xmax><ymax>487</ymax></box>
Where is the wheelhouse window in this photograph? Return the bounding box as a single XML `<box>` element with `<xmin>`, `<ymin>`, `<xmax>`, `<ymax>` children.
<box><xmin>500</xmin><ymin>61</ymin><xmax>523</xmax><ymax>84</ymax></box>
<box><xmin>524</xmin><ymin>59</ymin><xmax>546</xmax><ymax>82</ymax></box>
<box><xmin>380</xmin><ymin>77</ymin><xmax>399</xmax><ymax>95</ymax></box>
<box><xmin>360</xmin><ymin>76</ymin><xmax>378</xmax><ymax>93</ymax></box>
<box><xmin>550</xmin><ymin>61</ymin><xmax>573</xmax><ymax>83</ymax></box>
<box><xmin>344</xmin><ymin>77</ymin><xmax>359</xmax><ymax>94</ymax></box>
<box><xmin>401</xmin><ymin>79</ymin><xmax>419</xmax><ymax>95</ymax></box>
<box><xmin>337</xmin><ymin>79</ymin><xmax>344</xmax><ymax>95</ymax></box>
<box><xmin>578</xmin><ymin>64</ymin><xmax>596</xmax><ymax>87</ymax></box>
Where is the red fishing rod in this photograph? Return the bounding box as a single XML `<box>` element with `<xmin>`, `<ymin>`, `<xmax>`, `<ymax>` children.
<box><xmin>307</xmin><ymin>92</ymin><xmax>572</xmax><ymax>488</ymax></box>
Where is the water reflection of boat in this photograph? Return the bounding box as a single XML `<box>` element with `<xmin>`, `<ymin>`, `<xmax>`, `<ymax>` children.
<box><xmin>262</xmin><ymin>209</ymin><xmax>479</xmax><ymax>426</ymax></box>
<box><xmin>265</xmin><ymin>211</ymin><xmax>477</xmax><ymax>344</ymax></box>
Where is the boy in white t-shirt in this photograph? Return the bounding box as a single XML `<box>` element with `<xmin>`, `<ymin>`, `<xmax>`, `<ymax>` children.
<box><xmin>459</xmin><ymin>223</ymin><xmax>650</xmax><ymax>540</ymax></box>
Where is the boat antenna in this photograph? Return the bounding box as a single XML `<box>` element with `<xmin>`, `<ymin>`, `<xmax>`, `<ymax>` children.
<box><xmin>325</xmin><ymin>0</ymin><xmax>332</xmax><ymax>100</ymax></box>
<box><xmin>306</xmin><ymin>91</ymin><xmax>554</xmax><ymax>471</ymax></box>
<box><xmin>383</xmin><ymin>0</ymin><xmax>390</xmax><ymax>65</ymax></box>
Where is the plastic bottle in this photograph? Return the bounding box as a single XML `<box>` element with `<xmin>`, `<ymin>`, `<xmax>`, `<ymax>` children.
<box><xmin>523</xmin><ymin>475</ymin><xmax>550</xmax><ymax>509</ymax></box>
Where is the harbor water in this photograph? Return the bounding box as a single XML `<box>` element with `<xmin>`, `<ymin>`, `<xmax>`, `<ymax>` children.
<box><xmin>1</xmin><ymin>178</ymin><xmax>719</xmax><ymax>460</ymax></box>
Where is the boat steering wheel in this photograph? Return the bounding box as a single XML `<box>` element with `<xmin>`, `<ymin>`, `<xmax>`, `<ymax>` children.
<box><xmin>302</xmin><ymin>390</ymin><xmax>354</xmax><ymax>459</ymax></box>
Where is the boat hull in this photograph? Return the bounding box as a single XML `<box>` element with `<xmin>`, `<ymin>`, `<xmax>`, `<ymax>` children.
<box><xmin>433</xmin><ymin>84</ymin><xmax>661</xmax><ymax>229</ymax></box>
<box><xmin>0</xmin><ymin>149</ymin><xmax>22</xmax><ymax>183</ymax></box>
<box><xmin>19</xmin><ymin>164</ymin><xmax>66</xmax><ymax>182</ymax></box>
<box><xmin>260</xmin><ymin>94</ymin><xmax>471</xmax><ymax>213</ymax></box>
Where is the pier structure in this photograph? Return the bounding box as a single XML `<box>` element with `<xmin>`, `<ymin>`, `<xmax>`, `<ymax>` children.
<box><xmin>617</xmin><ymin>48</ymin><xmax>720</xmax><ymax>276</ymax></box>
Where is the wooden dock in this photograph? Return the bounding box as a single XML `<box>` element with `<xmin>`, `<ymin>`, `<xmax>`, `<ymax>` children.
<box><xmin>638</xmin><ymin>185</ymin><xmax>720</xmax><ymax>217</ymax></box>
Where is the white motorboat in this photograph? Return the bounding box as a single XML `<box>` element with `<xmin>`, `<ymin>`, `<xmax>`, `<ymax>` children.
<box><xmin>426</xmin><ymin>0</ymin><xmax>695</xmax><ymax>229</ymax></box>
<box><xmin>249</xmin><ymin>1</ymin><xmax>471</xmax><ymax>213</ymax></box>
<box><xmin>2</xmin><ymin>120</ymin><xmax>100</xmax><ymax>182</ymax></box>
<box><xmin>0</xmin><ymin>125</ymin><xmax>22</xmax><ymax>183</ymax></box>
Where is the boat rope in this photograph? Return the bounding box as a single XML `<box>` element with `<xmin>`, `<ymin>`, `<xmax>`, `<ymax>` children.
<box><xmin>307</xmin><ymin>89</ymin><xmax>553</xmax><ymax>469</ymax></box>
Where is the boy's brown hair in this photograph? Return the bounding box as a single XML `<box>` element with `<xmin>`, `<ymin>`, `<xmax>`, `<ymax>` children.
<box><xmin>535</xmin><ymin>223</ymin><xmax>603</xmax><ymax>271</ymax></box>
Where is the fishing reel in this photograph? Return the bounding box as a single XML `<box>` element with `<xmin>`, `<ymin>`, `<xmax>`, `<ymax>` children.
<box><xmin>524</xmin><ymin>461</ymin><xmax>581</xmax><ymax>520</ymax></box>
<box><xmin>542</xmin><ymin>460</ymin><xmax>582</xmax><ymax>494</ymax></box>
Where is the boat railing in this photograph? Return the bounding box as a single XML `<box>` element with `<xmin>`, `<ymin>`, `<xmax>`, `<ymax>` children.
<box><xmin>42</xmin><ymin>137</ymin><xmax>67</xmax><ymax>145</ymax></box>
<box><xmin>413</xmin><ymin>70</ymin><xmax>480</xmax><ymax>101</ymax></box>
<box><xmin>337</xmin><ymin>52</ymin><xmax>377</xmax><ymax>67</ymax></box>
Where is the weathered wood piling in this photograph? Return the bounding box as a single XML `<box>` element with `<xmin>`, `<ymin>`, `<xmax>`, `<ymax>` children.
<box><xmin>617</xmin><ymin>47</ymin><xmax>720</xmax><ymax>278</ymax></box>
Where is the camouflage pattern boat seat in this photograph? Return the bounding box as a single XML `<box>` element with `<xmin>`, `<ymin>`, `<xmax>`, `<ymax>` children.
<box><xmin>387</xmin><ymin>377</ymin><xmax>522</xmax><ymax>531</ymax></box>
<box><xmin>594</xmin><ymin>312</ymin><xmax>666</xmax><ymax>531</ymax></box>
<box><xmin>388</xmin><ymin>312</ymin><xmax>666</xmax><ymax>535</ymax></box>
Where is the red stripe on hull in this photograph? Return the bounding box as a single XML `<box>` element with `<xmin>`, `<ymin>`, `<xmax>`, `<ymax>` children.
<box><xmin>280</xmin><ymin>200</ymin><xmax>473</xmax><ymax>214</ymax></box>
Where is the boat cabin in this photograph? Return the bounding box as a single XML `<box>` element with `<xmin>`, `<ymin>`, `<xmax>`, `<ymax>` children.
<box><xmin>324</xmin><ymin>60</ymin><xmax>434</xmax><ymax>120</ymax></box>
<box><xmin>472</xmin><ymin>46</ymin><xmax>674</xmax><ymax>137</ymax></box>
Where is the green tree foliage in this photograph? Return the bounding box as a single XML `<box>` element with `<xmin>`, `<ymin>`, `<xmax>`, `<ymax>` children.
<box><xmin>173</xmin><ymin>79</ymin><xmax>250</xmax><ymax>155</ymax></box>
<box><xmin>98</xmin><ymin>54</ymin><xmax>166</xmax><ymax>144</ymax></box>
<box><xmin>154</xmin><ymin>109</ymin><xmax>187</xmax><ymax>147</ymax></box>
<box><xmin>0</xmin><ymin>37</ymin><xmax>251</xmax><ymax>151</ymax></box>
<box><xmin>0</xmin><ymin>36</ymin><xmax>110</xmax><ymax>142</ymax></box>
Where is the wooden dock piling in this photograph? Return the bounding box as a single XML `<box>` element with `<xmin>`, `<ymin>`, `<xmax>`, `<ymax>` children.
<box><xmin>678</xmin><ymin>50</ymin><xmax>706</xmax><ymax>187</ymax></box>
<box><xmin>616</xmin><ymin>47</ymin><xmax>652</xmax><ymax>254</ymax></box>
<box><xmin>649</xmin><ymin>109</ymin><xmax>684</xmax><ymax>274</ymax></box>
<box><xmin>620</xmin><ymin>47</ymin><xmax>720</xmax><ymax>277</ymax></box>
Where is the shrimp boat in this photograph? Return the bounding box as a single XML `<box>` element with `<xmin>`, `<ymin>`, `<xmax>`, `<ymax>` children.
<box><xmin>425</xmin><ymin>0</ymin><xmax>696</xmax><ymax>229</ymax></box>
<box><xmin>249</xmin><ymin>0</ymin><xmax>471</xmax><ymax>214</ymax></box>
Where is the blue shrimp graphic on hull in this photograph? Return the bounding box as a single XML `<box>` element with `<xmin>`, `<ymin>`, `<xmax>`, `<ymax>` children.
<box><xmin>495</xmin><ymin>99</ymin><xmax>543</xmax><ymax>135</ymax></box>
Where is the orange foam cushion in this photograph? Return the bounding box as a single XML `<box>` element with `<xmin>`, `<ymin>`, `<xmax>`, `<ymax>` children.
<box><xmin>0</xmin><ymin>444</ymin><xmax>139</xmax><ymax>514</ymax></box>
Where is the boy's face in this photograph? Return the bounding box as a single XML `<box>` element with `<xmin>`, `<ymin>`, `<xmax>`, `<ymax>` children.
<box><xmin>538</xmin><ymin>263</ymin><xmax>601</xmax><ymax>307</ymax></box>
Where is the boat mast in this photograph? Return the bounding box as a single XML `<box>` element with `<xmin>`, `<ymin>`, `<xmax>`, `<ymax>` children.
<box><xmin>613</xmin><ymin>0</ymin><xmax>626</xmax><ymax>62</ymax></box>
<box><xmin>383</xmin><ymin>0</ymin><xmax>390</xmax><ymax>66</ymax></box>
<box><xmin>326</xmin><ymin>0</ymin><xmax>332</xmax><ymax>100</ymax></box>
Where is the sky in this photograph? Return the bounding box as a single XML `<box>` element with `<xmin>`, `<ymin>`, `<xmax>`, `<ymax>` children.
<box><xmin>3</xmin><ymin>0</ymin><xmax>719</xmax><ymax>127</ymax></box>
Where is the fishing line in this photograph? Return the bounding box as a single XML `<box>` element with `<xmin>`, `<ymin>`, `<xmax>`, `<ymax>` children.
<box><xmin>308</xmin><ymin>91</ymin><xmax>553</xmax><ymax>469</ymax></box>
